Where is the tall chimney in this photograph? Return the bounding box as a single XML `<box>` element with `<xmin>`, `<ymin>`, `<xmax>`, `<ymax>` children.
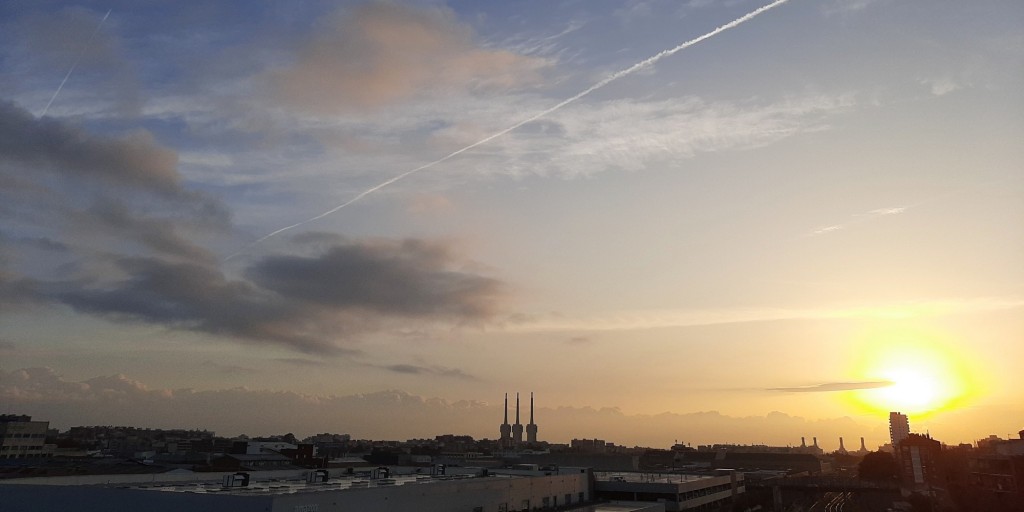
<box><xmin>527</xmin><ymin>392</ymin><xmax>538</xmax><ymax>444</ymax></box>
<box><xmin>512</xmin><ymin>392</ymin><xmax>524</xmax><ymax>446</ymax></box>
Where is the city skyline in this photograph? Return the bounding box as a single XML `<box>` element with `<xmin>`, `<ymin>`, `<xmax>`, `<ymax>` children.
<box><xmin>1</xmin><ymin>1</ymin><xmax>1022</xmax><ymax>448</ymax></box>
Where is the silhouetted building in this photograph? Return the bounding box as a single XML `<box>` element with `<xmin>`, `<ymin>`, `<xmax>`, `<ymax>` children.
<box><xmin>890</xmin><ymin>412</ymin><xmax>910</xmax><ymax>448</ymax></box>
<box><xmin>898</xmin><ymin>433</ymin><xmax>942</xmax><ymax>491</ymax></box>
<box><xmin>968</xmin><ymin>430</ymin><xmax>1024</xmax><ymax>505</ymax></box>
<box><xmin>593</xmin><ymin>470</ymin><xmax>743</xmax><ymax>511</ymax></box>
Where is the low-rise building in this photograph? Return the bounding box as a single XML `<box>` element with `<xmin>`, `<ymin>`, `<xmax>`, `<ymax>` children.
<box><xmin>0</xmin><ymin>466</ymin><xmax>591</xmax><ymax>512</ymax></box>
<box><xmin>0</xmin><ymin>415</ymin><xmax>51</xmax><ymax>461</ymax></box>
<box><xmin>593</xmin><ymin>470</ymin><xmax>743</xmax><ymax>511</ymax></box>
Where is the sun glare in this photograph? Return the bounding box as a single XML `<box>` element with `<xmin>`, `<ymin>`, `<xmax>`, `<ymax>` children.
<box><xmin>845</xmin><ymin>328</ymin><xmax>979</xmax><ymax>418</ymax></box>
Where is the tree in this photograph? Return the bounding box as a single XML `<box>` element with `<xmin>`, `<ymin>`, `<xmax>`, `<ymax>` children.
<box><xmin>858</xmin><ymin>450</ymin><xmax>899</xmax><ymax>483</ymax></box>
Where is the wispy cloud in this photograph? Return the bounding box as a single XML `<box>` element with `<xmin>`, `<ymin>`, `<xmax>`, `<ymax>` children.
<box><xmin>272</xmin><ymin>1</ymin><xmax>548</xmax><ymax>114</ymax></box>
<box><xmin>769</xmin><ymin>381</ymin><xmax>893</xmax><ymax>393</ymax></box>
<box><xmin>379</xmin><ymin>364</ymin><xmax>479</xmax><ymax>380</ymax></box>
<box><xmin>806</xmin><ymin>204</ymin><xmax>907</xmax><ymax>237</ymax></box>
<box><xmin>920</xmin><ymin>77</ymin><xmax>962</xmax><ymax>97</ymax></box>
<box><xmin>505</xmin><ymin>296</ymin><xmax>1024</xmax><ymax>333</ymax></box>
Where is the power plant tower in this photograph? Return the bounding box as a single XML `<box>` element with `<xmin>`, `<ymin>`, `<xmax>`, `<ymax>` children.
<box><xmin>499</xmin><ymin>393</ymin><xmax>511</xmax><ymax>448</ymax></box>
<box><xmin>526</xmin><ymin>392</ymin><xmax>538</xmax><ymax>444</ymax></box>
<box><xmin>838</xmin><ymin>437</ymin><xmax>847</xmax><ymax>454</ymax></box>
<box><xmin>859</xmin><ymin>437</ymin><xmax>867</xmax><ymax>453</ymax></box>
<box><xmin>512</xmin><ymin>393</ymin><xmax>524</xmax><ymax>446</ymax></box>
<box><xmin>800</xmin><ymin>437</ymin><xmax>806</xmax><ymax>448</ymax></box>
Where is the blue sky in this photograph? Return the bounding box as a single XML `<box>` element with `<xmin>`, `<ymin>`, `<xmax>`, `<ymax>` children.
<box><xmin>1</xmin><ymin>0</ymin><xmax>1021</xmax><ymax>447</ymax></box>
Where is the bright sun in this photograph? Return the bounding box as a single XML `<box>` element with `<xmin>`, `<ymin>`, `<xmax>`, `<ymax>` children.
<box><xmin>845</xmin><ymin>329</ymin><xmax>978</xmax><ymax>418</ymax></box>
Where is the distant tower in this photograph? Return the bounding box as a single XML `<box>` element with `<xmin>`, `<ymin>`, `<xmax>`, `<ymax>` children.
<box><xmin>859</xmin><ymin>437</ymin><xmax>867</xmax><ymax>453</ymax></box>
<box><xmin>512</xmin><ymin>393</ymin><xmax>524</xmax><ymax>447</ymax></box>
<box><xmin>526</xmin><ymin>392</ymin><xmax>538</xmax><ymax>444</ymax></box>
<box><xmin>890</xmin><ymin>412</ymin><xmax>910</xmax><ymax>448</ymax></box>
<box><xmin>499</xmin><ymin>393</ymin><xmax>511</xmax><ymax>448</ymax></box>
<box><xmin>813</xmin><ymin>437</ymin><xmax>819</xmax><ymax>449</ymax></box>
<box><xmin>800</xmin><ymin>437</ymin><xmax>806</xmax><ymax>448</ymax></box>
<box><xmin>838</xmin><ymin>437</ymin><xmax>847</xmax><ymax>454</ymax></box>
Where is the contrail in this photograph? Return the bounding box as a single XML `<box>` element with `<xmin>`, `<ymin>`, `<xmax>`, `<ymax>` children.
<box><xmin>40</xmin><ymin>9</ymin><xmax>112</xmax><ymax>117</ymax></box>
<box><xmin>226</xmin><ymin>0</ymin><xmax>792</xmax><ymax>260</ymax></box>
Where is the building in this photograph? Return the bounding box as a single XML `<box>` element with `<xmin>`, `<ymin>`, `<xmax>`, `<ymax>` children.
<box><xmin>0</xmin><ymin>466</ymin><xmax>591</xmax><ymax>512</ymax></box>
<box><xmin>499</xmin><ymin>393</ymin><xmax>538</xmax><ymax>450</ymax></box>
<box><xmin>675</xmin><ymin>451</ymin><xmax>828</xmax><ymax>476</ymax></box>
<box><xmin>889</xmin><ymin>412</ymin><xmax>910</xmax><ymax>448</ymax></box>
<box><xmin>897</xmin><ymin>433</ymin><xmax>942</xmax><ymax>491</ymax></box>
<box><xmin>0</xmin><ymin>415</ymin><xmax>51</xmax><ymax>460</ymax></box>
<box><xmin>593</xmin><ymin>470</ymin><xmax>743</xmax><ymax>511</ymax></box>
<box><xmin>968</xmin><ymin>430</ymin><xmax>1024</xmax><ymax>506</ymax></box>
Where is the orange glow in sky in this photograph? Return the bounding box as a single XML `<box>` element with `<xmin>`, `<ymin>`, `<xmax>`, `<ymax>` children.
<box><xmin>844</xmin><ymin>327</ymin><xmax>981</xmax><ymax>418</ymax></box>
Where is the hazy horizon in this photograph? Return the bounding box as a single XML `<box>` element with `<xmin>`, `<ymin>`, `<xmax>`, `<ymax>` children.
<box><xmin>1</xmin><ymin>0</ymin><xmax>1021</xmax><ymax>451</ymax></box>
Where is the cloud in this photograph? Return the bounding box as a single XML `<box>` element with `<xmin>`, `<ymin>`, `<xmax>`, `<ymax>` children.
<box><xmin>51</xmin><ymin>256</ymin><xmax>344</xmax><ymax>354</ymax></box>
<box><xmin>0</xmin><ymin>367</ymin><xmax>897</xmax><ymax>448</ymax></box>
<box><xmin>920</xmin><ymin>77</ymin><xmax>962</xmax><ymax>97</ymax></box>
<box><xmin>403</xmin><ymin>93</ymin><xmax>857</xmax><ymax>182</ymax></box>
<box><xmin>273</xmin><ymin>1</ymin><xmax>547</xmax><ymax>113</ymax></box>
<box><xmin>380</xmin><ymin>364</ymin><xmax>478</xmax><ymax>380</ymax></box>
<box><xmin>505</xmin><ymin>296</ymin><xmax>1024</xmax><ymax>333</ymax></box>
<box><xmin>0</xmin><ymin>101</ymin><xmax>180</xmax><ymax>195</ymax></box>
<box><xmin>768</xmin><ymin>381</ymin><xmax>894</xmax><ymax>393</ymax></box>
<box><xmin>83</xmin><ymin>200</ymin><xmax>216</xmax><ymax>263</ymax></box>
<box><xmin>28</xmin><ymin>238</ymin><xmax>504</xmax><ymax>354</ymax></box>
<box><xmin>806</xmin><ymin>204</ymin><xmax>906</xmax><ymax>237</ymax></box>
<box><xmin>246</xmin><ymin>239</ymin><xmax>504</xmax><ymax>320</ymax></box>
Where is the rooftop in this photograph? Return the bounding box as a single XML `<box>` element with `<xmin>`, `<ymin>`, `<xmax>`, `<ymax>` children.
<box><xmin>594</xmin><ymin>472</ymin><xmax>713</xmax><ymax>484</ymax></box>
<box><xmin>126</xmin><ymin>471</ymin><xmax>510</xmax><ymax>496</ymax></box>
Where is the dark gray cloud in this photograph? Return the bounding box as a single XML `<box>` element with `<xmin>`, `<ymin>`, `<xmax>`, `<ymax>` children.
<box><xmin>52</xmin><ymin>256</ymin><xmax>342</xmax><ymax>355</ymax></box>
<box><xmin>247</xmin><ymin>239</ymin><xmax>504</xmax><ymax>320</ymax></box>
<box><xmin>38</xmin><ymin>239</ymin><xmax>504</xmax><ymax>354</ymax></box>
<box><xmin>0</xmin><ymin>101</ymin><xmax>229</xmax><ymax>263</ymax></box>
<box><xmin>768</xmin><ymin>381</ymin><xmax>894</xmax><ymax>393</ymax></box>
<box><xmin>85</xmin><ymin>200</ymin><xmax>216</xmax><ymax>263</ymax></box>
<box><xmin>0</xmin><ymin>101</ymin><xmax>179</xmax><ymax>194</ymax></box>
<box><xmin>382</xmin><ymin>364</ymin><xmax>478</xmax><ymax>380</ymax></box>
<box><xmin>275</xmin><ymin>358</ymin><xmax>337</xmax><ymax>368</ymax></box>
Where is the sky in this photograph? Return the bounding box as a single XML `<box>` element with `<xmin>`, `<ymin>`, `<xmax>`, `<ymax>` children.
<box><xmin>1</xmin><ymin>0</ymin><xmax>1022</xmax><ymax>450</ymax></box>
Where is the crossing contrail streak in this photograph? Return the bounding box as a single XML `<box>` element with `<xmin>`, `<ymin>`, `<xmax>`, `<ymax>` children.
<box><xmin>40</xmin><ymin>9</ymin><xmax>112</xmax><ymax>117</ymax></box>
<box><xmin>226</xmin><ymin>0</ymin><xmax>791</xmax><ymax>260</ymax></box>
